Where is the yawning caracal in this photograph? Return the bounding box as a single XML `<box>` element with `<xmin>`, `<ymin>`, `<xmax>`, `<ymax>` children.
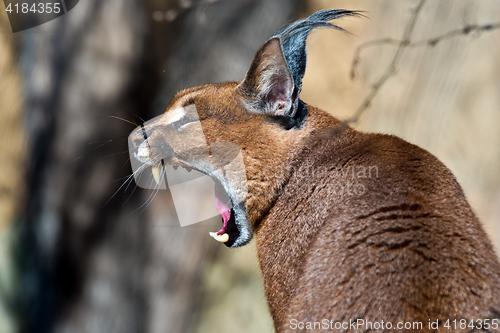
<box><xmin>129</xmin><ymin>10</ymin><xmax>500</xmax><ymax>332</ymax></box>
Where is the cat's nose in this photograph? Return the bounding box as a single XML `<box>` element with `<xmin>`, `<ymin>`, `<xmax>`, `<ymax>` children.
<box><xmin>130</xmin><ymin>126</ymin><xmax>147</xmax><ymax>150</ymax></box>
<box><xmin>136</xmin><ymin>141</ymin><xmax>150</xmax><ymax>160</ymax></box>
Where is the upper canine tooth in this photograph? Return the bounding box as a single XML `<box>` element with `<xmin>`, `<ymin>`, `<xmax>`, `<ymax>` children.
<box><xmin>152</xmin><ymin>166</ymin><xmax>162</xmax><ymax>185</ymax></box>
<box><xmin>173</xmin><ymin>165</ymin><xmax>179</xmax><ymax>170</ymax></box>
<box><xmin>209</xmin><ymin>232</ymin><xmax>229</xmax><ymax>243</ymax></box>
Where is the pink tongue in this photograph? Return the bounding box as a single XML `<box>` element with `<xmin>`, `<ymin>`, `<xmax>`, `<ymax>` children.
<box><xmin>215</xmin><ymin>196</ymin><xmax>231</xmax><ymax>236</ymax></box>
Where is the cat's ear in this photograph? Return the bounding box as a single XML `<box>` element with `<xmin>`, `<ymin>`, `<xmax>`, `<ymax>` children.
<box><xmin>238</xmin><ymin>9</ymin><xmax>361</xmax><ymax>118</ymax></box>
<box><xmin>237</xmin><ymin>37</ymin><xmax>296</xmax><ymax>117</ymax></box>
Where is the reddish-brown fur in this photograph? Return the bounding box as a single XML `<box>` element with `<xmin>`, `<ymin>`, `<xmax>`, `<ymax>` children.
<box><xmin>255</xmin><ymin>105</ymin><xmax>500</xmax><ymax>331</ymax></box>
<box><xmin>131</xmin><ymin>15</ymin><xmax>500</xmax><ymax>332</ymax></box>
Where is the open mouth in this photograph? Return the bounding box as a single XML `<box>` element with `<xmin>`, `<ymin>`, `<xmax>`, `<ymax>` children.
<box><xmin>130</xmin><ymin>126</ymin><xmax>247</xmax><ymax>247</ymax></box>
<box><xmin>149</xmin><ymin>161</ymin><xmax>241</xmax><ymax>247</ymax></box>
<box><xmin>128</xmin><ymin>105</ymin><xmax>249</xmax><ymax>246</ymax></box>
<box><xmin>210</xmin><ymin>195</ymin><xmax>240</xmax><ymax>247</ymax></box>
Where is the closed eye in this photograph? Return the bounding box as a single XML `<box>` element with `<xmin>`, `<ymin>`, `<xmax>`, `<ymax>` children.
<box><xmin>159</xmin><ymin>103</ymin><xmax>199</xmax><ymax>131</ymax></box>
<box><xmin>179</xmin><ymin>120</ymin><xmax>199</xmax><ymax>130</ymax></box>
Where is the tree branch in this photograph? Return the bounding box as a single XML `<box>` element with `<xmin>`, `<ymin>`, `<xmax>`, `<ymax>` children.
<box><xmin>347</xmin><ymin>0</ymin><xmax>427</xmax><ymax>125</ymax></box>
<box><xmin>312</xmin><ymin>0</ymin><xmax>500</xmax><ymax>141</ymax></box>
<box><xmin>351</xmin><ymin>21</ymin><xmax>500</xmax><ymax>80</ymax></box>
<box><xmin>311</xmin><ymin>0</ymin><xmax>426</xmax><ymax>141</ymax></box>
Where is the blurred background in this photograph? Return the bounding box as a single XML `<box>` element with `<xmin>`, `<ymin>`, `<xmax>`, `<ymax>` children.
<box><xmin>0</xmin><ymin>0</ymin><xmax>499</xmax><ymax>332</ymax></box>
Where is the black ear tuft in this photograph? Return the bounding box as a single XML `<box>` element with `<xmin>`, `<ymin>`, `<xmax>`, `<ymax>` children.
<box><xmin>273</xmin><ymin>9</ymin><xmax>362</xmax><ymax>95</ymax></box>
<box><xmin>237</xmin><ymin>9</ymin><xmax>362</xmax><ymax>120</ymax></box>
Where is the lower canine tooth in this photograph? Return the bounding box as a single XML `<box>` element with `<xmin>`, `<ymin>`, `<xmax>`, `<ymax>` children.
<box><xmin>209</xmin><ymin>232</ymin><xmax>229</xmax><ymax>243</ymax></box>
<box><xmin>152</xmin><ymin>166</ymin><xmax>162</xmax><ymax>185</ymax></box>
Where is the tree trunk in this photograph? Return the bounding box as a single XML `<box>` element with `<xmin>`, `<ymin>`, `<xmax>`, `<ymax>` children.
<box><xmin>19</xmin><ymin>1</ymin><xmax>301</xmax><ymax>332</ymax></box>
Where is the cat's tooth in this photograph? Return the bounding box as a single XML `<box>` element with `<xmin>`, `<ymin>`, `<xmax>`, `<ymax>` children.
<box><xmin>209</xmin><ymin>232</ymin><xmax>229</xmax><ymax>243</ymax></box>
<box><xmin>152</xmin><ymin>166</ymin><xmax>162</xmax><ymax>185</ymax></box>
<box><xmin>173</xmin><ymin>165</ymin><xmax>179</xmax><ymax>170</ymax></box>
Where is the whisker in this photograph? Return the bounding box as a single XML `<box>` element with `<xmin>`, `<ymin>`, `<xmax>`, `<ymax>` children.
<box><xmin>122</xmin><ymin>156</ymin><xmax>131</xmax><ymax>167</ymax></box>
<box><xmin>103</xmin><ymin>150</ymin><xmax>130</xmax><ymax>158</ymax></box>
<box><xmin>124</xmin><ymin>166</ymin><xmax>144</xmax><ymax>192</ymax></box>
<box><xmin>104</xmin><ymin>176</ymin><xmax>134</xmax><ymax>207</ymax></box>
<box><xmin>133</xmin><ymin>164</ymin><xmax>164</xmax><ymax>214</ymax></box>
<box><xmin>74</xmin><ymin>135</ymin><xmax>131</xmax><ymax>161</ymax></box>
<box><xmin>114</xmin><ymin>172</ymin><xmax>137</xmax><ymax>182</ymax></box>
<box><xmin>122</xmin><ymin>182</ymin><xmax>139</xmax><ymax>206</ymax></box>
<box><xmin>107</xmin><ymin>115</ymin><xmax>139</xmax><ymax>127</ymax></box>
<box><xmin>104</xmin><ymin>163</ymin><xmax>147</xmax><ymax>207</ymax></box>
<box><xmin>143</xmin><ymin>184</ymin><xmax>162</xmax><ymax>213</ymax></box>
<box><xmin>92</xmin><ymin>142</ymin><xmax>113</xmax><ymax>150</ymax></box>
<box><xmin>133</xmin><ymin>114</ymin><xmax>146</xmax><ymax>124</ymax></box>
<box><xmin>85</xmin><ymin>134</ymin><xmax>130</xmax><ymax>148</ymax></box>
<box><xmin>143</xmin><ymin>170</ymin><xmax>165</xmax><ymax>211</ymax></box>
<box><xmin>85</xmin><ymin>139</ymin><xmax>114</xmax><ymax>146</ymax></box>
<box><xmin>133</xmin><ymin>184</ymin><xmax>157</xmax><ymax>214</ymax></box>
